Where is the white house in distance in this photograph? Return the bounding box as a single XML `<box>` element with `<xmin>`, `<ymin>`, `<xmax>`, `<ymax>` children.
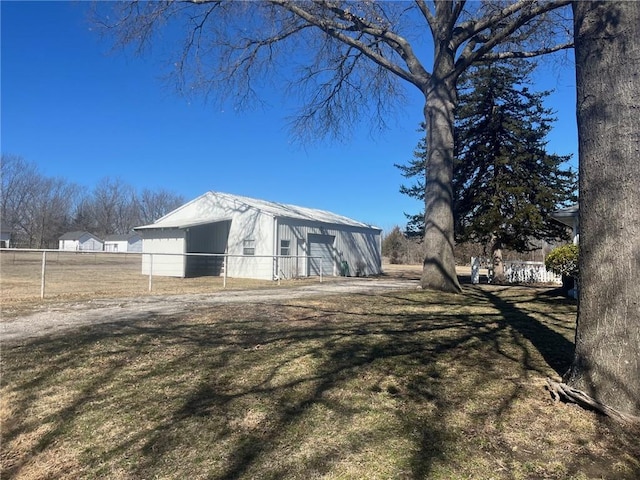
<box><xmin>0</xmin><ymin>223</ymin><xmax>12</xmax><ymax>248</ymax></box>
<box><xmin>59</xmin><ymin>231</ymin><xmax>104</xmax><ymax>251</ymax></box>
<box><xmin>134</xmin><ymin>191</ymin><xmax>382</xmax><ymax>280</ymax></box>
<box><xmin>104</xmin><ymin>233</ymin><xmax>143</xmax><ymax>253</ymax></box>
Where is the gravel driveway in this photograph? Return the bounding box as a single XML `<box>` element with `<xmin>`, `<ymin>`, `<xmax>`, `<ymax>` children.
<box><xmin>1</xmin><ymin>277</ymin><xmax>419</xmax><ymax>344</ymax></box>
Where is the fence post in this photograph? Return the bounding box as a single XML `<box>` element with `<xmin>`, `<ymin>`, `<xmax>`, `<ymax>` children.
<box><xmin>223</xmin><ymin>254</ymin><xmax>227</xmax><ymax>288</ymax></box>
<box><xmin>320</xmin><ymin>258</ymin><xmax>323</xmax><ymax>283</ymax></box>
<box><xmin>148</xmin><ymin>253</ymin><xmax>153</xmax><ymax>293</ymax></box>
<box><xmin>40</xmin><ymin>250</ymin><xmax>47</xmax><ymax>299</ymax></box>
<box><xmin>471</xmin><ymin>257</ymin><xmax>480</xmax><ymax>284</ymax></box>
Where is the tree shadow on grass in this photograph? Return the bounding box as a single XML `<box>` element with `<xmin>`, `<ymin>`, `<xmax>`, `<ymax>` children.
<box><xmin>3</xmin><ymin>288</ymin><xmax>637</xmax><ymax>479</ymax></box>
<box><xmin>472</xmin><ymin>286</ymin><xmax>575</xmax><ymax>376</ymax></box>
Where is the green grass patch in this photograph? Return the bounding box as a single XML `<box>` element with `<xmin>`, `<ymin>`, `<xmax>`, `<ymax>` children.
<box><xmin>2</xmin><ymin>285</ymin><xmax>638</xmax><ymax>479</ymax></box>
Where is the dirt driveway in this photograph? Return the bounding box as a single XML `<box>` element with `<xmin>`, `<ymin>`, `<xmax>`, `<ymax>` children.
<box><xmin>1</xmin><ymin>276</ymin><xmax>419</xmax><ymax>345</ymax></box>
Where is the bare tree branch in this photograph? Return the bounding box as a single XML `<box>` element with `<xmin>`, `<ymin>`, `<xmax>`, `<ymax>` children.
<box><xmin>453</xmin><ymin>0</ymin><xmax>573</xmax><ymax>74</ymax></box>
<box><xmin>270</xmin><ymin>0</ymin><xmax>427</xmax><ymax>87</ymax></box>
<box><xmin>480</xmin><ymin>41</ymin><xmax>573</xmax><ymax>60</ymax></box>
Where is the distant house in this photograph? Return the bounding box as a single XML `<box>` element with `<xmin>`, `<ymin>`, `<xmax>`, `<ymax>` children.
<box><xmin>104</xmin><ymin>233</ymin><xmax>142</xmax><ymax>253</ymax></box>
<box><xmin>59</xmin><ymin>231</ymin><xmax>104</xmax><ymax>251</ymax></box>
<box><xmin>135</xmin><ymin>191</ymin><xmax>382</xmax><ymax>279</ymax></box>
<box><xmin>551</xmin><ymin>204</ymin><xmax>579</xmax><ymax>244</ymax></box>
<box><xmin>0</xmin><ymin>223</ymin><xmax>12</xmax><ymax>248</ymax></box>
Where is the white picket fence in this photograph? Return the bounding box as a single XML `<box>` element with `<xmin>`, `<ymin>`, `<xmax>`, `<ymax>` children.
<box><xmin>504</xmin><ymin>261</ymin><xmax>561</xmax><ymax>284</ymax></box>
<box><xmin>471</xmin><ymin>257</ymin><xmax>561</xmax><ymax>284</ymax></box>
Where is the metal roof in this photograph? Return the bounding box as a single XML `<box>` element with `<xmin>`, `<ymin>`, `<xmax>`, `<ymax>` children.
<box><xmin>135</xmin><ymin>191</ymin><xmax>381</xmax><ymax>231</ymax></box>
<box><xmin>551</xmin><ymin>204</ymin><xmax>579</xmax><ymax>218</ymax></box>
<box><xmin>104</xmin><ymin>233</ymin><xmax>142</xmax><ymax>242</ymax></box>
<box><xmin>551</xmin><ymin>204</ymin><xmax>579</xmax><ymax>229</ymax></box>
<box><xmin>59</xmin><ymin>231</ymin><xmax>103</xmax><ymax>241</ymax></box>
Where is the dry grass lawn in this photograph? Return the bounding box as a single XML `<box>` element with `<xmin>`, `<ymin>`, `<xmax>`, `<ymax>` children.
<box><xmin>1</xmin><ymin>264</ymin><xmax>639</xmax><ymax>479</ymax></box>
<box><xmin>0</xmin><ymin>251</ymin><xmax>334</xmax><ymax>316</ymax></box>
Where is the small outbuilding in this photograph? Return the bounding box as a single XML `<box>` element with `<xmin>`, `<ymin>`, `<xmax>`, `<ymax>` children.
<box><xmin>135</xmin><ymin>191</ymin><xmax>382</xmax><ymax>280</ymax></box>
<box><xmin>0</xmin><ymin>223</ymin><xmax>12</xmax><ymax>248</ymax></box>
<box><xmin>104</xmin><ymin>233</ymin><xmax>143</xmax><ymax>253</ymax></box>
<box><xmin>59</xmin><ymin>231</ymin><xmax>104</xmax><ymax>251</ymax></box>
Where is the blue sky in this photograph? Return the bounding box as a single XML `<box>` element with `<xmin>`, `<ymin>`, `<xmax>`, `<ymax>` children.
<box><xmin>1</xmin><ymin>1</ymin><xmax>577</xmax><ymax>232</ymax></box>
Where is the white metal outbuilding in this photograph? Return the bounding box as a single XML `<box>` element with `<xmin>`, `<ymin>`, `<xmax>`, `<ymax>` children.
<box><xmin>135</xmin><ymin>191</ymin><xmax>382</xmax><ymax>280</ymax></box>
<box><xmin>103</xmin><ymin>233</ymin><xmax>143</xmax><ymax>253</ymax></box>
<box><xmin>58</xmin><ymin>231</ymin><xmax>104</xmax><ymax>251</ymax></box>
<box><xmin>0</xmin><ymin>223</ymin><xmax>11</xmax><ymax>248</ymax></box>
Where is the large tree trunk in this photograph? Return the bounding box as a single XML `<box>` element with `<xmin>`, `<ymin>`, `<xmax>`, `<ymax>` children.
<box><xmin>564</xmin><ymin>1</ymin><xmax>640</xmax><ymax>418</ymax></box>
<box><xmin>421</xmin><ymin>22</ymin><xmax>462</xmax><ymax>293</ymax></box>
<box><xmin>421</xmin><ymin>86</ymin><xmax>461</xmax><ymax>293</ymax></box>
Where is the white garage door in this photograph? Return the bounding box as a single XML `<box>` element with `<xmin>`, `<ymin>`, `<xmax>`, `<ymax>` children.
<box><xmin>308</xmin><ymin>234</ymin><xmax>335</xmax><ymax>276</ymax></box>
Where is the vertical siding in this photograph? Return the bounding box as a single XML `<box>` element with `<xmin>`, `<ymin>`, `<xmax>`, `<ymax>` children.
<box><xmin>186</xmin><ymin>222</ymin><xmax>229</xmax><ymax>253</ymax></box>
<box><xmin>140</xmin><ymin>229</ymin><xmax>186</xmax><ymax>277</ymax></box>
<box><xmin>185</xmin><ymin>221</ymin><xmax>230</xmax><ymax>276</ymax></box>
<box><xmin>277</xmin><ymin>219</ymin><xmax>381</xmax><ymax>278</ymax></box>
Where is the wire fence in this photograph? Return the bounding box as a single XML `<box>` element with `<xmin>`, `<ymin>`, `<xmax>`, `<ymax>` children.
<box><xmin>0</xmin><ymin>249</ymin><xmax>328</xmax><ymax>303</ymax></box>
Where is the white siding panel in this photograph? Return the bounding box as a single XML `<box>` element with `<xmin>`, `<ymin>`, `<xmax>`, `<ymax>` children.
<box><xmin>59</xmin><ymin>240</ymin><xmax>78</xmax><ymax>251</ymax></box>
<box><xmin>105</xmin><ymin>239</ymin><xmax>142</xmax><ymax>252</ymax></box>
<box><xmin>128</xmin><ymin>239</ymin><xmax>143</xmax><ymax>253</ymax></box>
<box><xmin>104</xmin><ymin>240</ymin><xmax>126</xmax><ymax>252</ymax></box>
<box><xmin>226</xmin><ymin>210</ymin><xmax>274</xmax><ymax>280</ymax></box>
<box><xmin>141</xmin><ymin>229</ymin><xmax>186</xmax><ymax>277</ymax></box>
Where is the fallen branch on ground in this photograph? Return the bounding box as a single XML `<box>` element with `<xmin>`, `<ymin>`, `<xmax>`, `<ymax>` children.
<box><xmin>546</xmin><ymin>378</ymin><xmax>640</xmax><ymax>426</ymax></box>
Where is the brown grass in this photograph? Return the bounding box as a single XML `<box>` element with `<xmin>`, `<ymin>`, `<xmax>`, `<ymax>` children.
<box><xmin>1</xmin><ymin>273</ymin><xmax>638</xmax><ymax>479</ymax></box>
<box><xmin>0</xmin><ymin>251</ymin><xmax>335</xmax><ymax>316</ymax></box>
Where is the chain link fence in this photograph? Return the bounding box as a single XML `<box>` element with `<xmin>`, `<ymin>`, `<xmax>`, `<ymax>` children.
<box><xmin>1</xmin><ymin>249</ymin><xmax>328</xmax><ymax>303</ymax></box>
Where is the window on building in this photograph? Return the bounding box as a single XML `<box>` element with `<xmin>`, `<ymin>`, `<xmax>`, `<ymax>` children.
<box><xmin>243</xmin><ymin>239</ymin><xmax>255</xmax><ymax>256</ymax></box>
<box><xmin>280</xmin><ymin>239</ymin><xmax>291</xmax><ymax>256</ymax></box>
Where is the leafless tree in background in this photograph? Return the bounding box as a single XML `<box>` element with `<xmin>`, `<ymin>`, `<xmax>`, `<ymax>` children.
<box><xmin>87</xmin><ymin>177</ymin><xmax>140</xmax><ymax>237</ymax></box>
<box><xmin>1</xmin><ymin>155</ymin><xmax>185</xmax><ymax>245</ymax></box>
<box><xmin>1</xmin><ymin>154</ymin><xmax>80</xmax><ymax>248</ymax></box>
<box><xmin>138</xmin><ymin>188</ymin><xmax>185</xmax><ymax>226</ymax></box>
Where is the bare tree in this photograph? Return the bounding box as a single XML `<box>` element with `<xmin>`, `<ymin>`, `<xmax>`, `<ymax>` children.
<box><xmin>69</xmin><ymin>193</ymin><xmax>98</xmax><ymax>233</ymax></box>
<box><xmin>548</xmin><ymin>1</ymin><xmax>640</xmax><ymax>422</ymax></box>
<box><xmin>1</xmin><ymin>154</ymin><xmax>40</xmax><ymax>234</ymax></box>
<box><xmin>2</xmin><ymin>155</ymin><xmax>186</xmax><ymax>245</ymax></box>
<box><xmin>88</xmin><ymin>177</ymin><xmax>140</xmax><ymax>236</ymax></box>
<box><xmin>28</xmin><ymin>178</ymin><xmax>80</xmax><ymax>248</ymax></box>
<box><xmin>96</xmin><ymin>0</ymin><xmax>573</xmax><ymax>292</ymax></box>
<box><xmin>1</xmin><ymin>154</ymin><xmax>80</xmax><ymax>248</ymax></box>
<box><xmin>138</xmin><ymin>188</ymin><xmax>185</xmax><ymax>225</ymax></box>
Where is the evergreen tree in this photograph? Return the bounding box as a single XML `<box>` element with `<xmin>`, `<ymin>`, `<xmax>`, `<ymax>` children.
<box><xmin>398</xmin><ymin>60</ymin><xmax>577</xmax><ymax>283</ymax></box>
<box><xmin>382</xmin><ymin>226</ymin><xmax>406</xmax><ymax>265</ymax></box>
